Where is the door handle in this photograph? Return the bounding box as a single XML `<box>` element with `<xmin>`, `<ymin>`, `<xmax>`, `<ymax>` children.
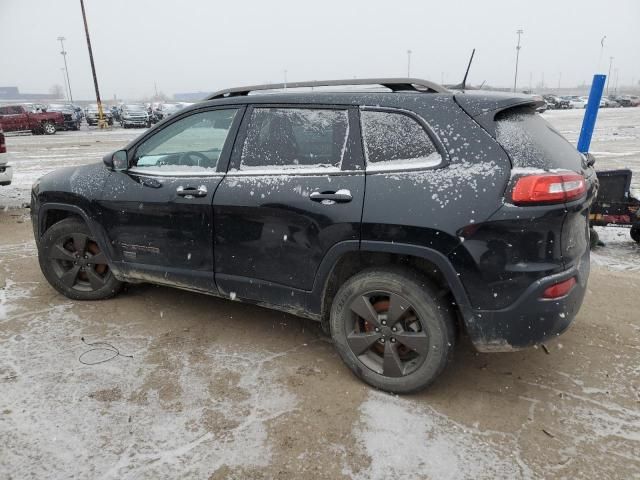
<box><xmin>176</xmin><ymin>185</ymin><xmax>208</xmax><ymax>198</ymax></box>
<box><xmin>309</xmin><ymin>189</ymin><xmax>352</xmax><ymax>203</ymax></box>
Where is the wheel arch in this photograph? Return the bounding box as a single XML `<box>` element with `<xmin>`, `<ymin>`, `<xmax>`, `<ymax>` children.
<box><xmin>310</xmin><ymin>240</ymin><xmax>473</xmax><ymax>333</ymax></box>
<box><xmin>38</xmin><ymin>203</ymin><xmax>115</xmax><ymax>267</ymax></box>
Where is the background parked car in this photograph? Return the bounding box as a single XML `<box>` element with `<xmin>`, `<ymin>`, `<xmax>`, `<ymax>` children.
<box><xmin>567</xmin><ymin>96</ymin><xmax>587</xmax><ymax>109</ymax></box>
<box><xmin>46</xmin><ymin>104</ymin><xmax>81</xmax><ymax>131</ymax></box>
<box><xmin>613</xmin><ymin>96</ymin><xmax>636</xmax><ymax>108</ymax></box>
<box><xmin>602</xmin><ymin>97</ymin><xmax>621</xmax><ymax>108</ymax></box>
<box><xmin>153</xmin><ymin>103</ymin><xmax>184</xmax><ymax>121</ymax></box>
<box><xmin>85</xmin><ymin>104</ymin><xmax>114</xmax><ymax>126</ymax></box>
<box><xmin>120</xmin><ymin>104</ymin><xmax>150</xmax><ymax>128</ymax></box>
<box><xmin>0</xmin><ymin>104</ymin><xmax>64</xmax><ymax>134</ymax></box>
<box><xmin>543</xmin><ymin>95</ymin><xmax>572</xmax><ymax>109</ymax></box>
<box><xmin>0</xmin><ymin>127</ymin><xmax>12</xmax><ymax>186</ymax></box>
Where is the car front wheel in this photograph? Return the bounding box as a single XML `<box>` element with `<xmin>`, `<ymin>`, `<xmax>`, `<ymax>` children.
<box><xmin>330</xmin><ymin>267</ymin><xmax>455</xmax><ymax>393</ymax></box>
<box><xmin>39</xmin><ymin>218</ymin><xmax>123</xmax><ymax>300</ymax></box>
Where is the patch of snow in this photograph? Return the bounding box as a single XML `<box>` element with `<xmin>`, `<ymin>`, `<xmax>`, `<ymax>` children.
<box><xmin>347</xmin><ymin>390</ymin><xmax>529</xmax><ymax>480</ymax></box>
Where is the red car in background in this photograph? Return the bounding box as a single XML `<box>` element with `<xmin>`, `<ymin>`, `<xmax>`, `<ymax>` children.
<box><xmin>0</xmin><ymin>104</ymin><xmax>64</xmax><ymax>135</ymax></box>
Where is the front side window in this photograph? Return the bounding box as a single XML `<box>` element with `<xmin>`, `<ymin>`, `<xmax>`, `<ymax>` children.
<box><xmin>133</xmin><ymin>109</ymin><xmax>237</xmax><ymax>173</ymax></box>
<box><xmin>239</xmin><ymin>108</ymin><xmax>349</xmax><ymax>171</ymax></box>
<box><xmin>361</xmin><ymin>110</ymin><xmax>440</xmax><ymax>171</ymax></box>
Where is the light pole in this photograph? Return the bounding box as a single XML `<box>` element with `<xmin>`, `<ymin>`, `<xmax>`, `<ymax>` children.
<box><xmin>284</xmin><ymin>69</ymin><xmax>288</xmax><ymax>88</ymax></box>
<box><xmin>406</xmin><ymin>50</ymin><xmax>412</xmax><ymax>77</ymax></box>
<box><xmin>598</xmin><ymin>36</ymin><xmax>606</xmax><ymax>72</ymax></box>
<box><xmin>513</xmin><ymin>29</ymin><xmax>523</xmax><ymax>92</ymax></box>
<box><xmin>606</xmin><ymin>56</ymin><xmax>614</xmax><ymax>95</ymax></box>
<box><xmin>57</xmin><ymin>36</ymin><xmax>73</xmax><ymax>103</ymax></box>
<box><xmin>79</xmin><ymin>0</ymin><xmax>106</xmax><ymax>128</ymax></box>
<box><xmin>60</xmin><ymin>68</ymin><xmax>70</xmax><ymax>101</ymax></box>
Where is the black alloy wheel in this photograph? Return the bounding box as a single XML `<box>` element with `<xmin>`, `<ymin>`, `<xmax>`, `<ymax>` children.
<box><xmin>39</xmin><ymin>218</ymin><xmax>123</xmax><ymax>300</ymax></box>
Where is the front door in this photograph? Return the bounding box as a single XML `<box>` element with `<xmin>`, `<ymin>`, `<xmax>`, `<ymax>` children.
<box><xmin>213</xmin><ymin>105</ymin><xmax>365</xmax><ymax>306</ymax></box>
<box><xmin>99</xmin><ymin>107</ymin><xmax>243</xmax><ymax>293</ymax></box>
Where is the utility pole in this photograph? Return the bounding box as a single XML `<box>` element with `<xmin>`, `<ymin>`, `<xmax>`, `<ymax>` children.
<box><xmin>283</xmin><ymin>69</ymin><xmax>288</xmax><ymax>89</ymax></box>
<box><xmin>513</xmin><ymin>29</ymin><xmax>524</xmax><ymax>92</ymax></box>
<box><xmin>79</xmin><ymin>0</ymin><xmax>106</xmax><ymax>128</ymax></box>
<box><xmin>606</xmin><ymin>56</ymin><xmax>614</xmax><ymax>96</ymax></box>
<box><xmin>558</xmin><ymin>72</ymin><xmax>562</xmax><ymax>91</ymax></box>
<box><xmin>614</xmin><ymin>68</ymin><xmax>619</xmax><ymax>95</ymax></box>
<box><xmin>407</xmin><ymin>49</ymin><xmax>412</xmax><ymax>77</ymax></box>
<box><xmin>57</xmin><ymin>36</ymin><xmax>73</xmax><ymax>103</ymax></box>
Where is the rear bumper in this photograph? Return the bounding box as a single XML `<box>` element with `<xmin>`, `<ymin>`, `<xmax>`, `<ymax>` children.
<box><xmin>466</xmin><ymin>246</ymin><xmax>589</xmax><ymax>352</ymax></box>
<box><xmin>0</xmin><ymin>165</ymin><xmax>13</xmax><ymax>186</ymax></box>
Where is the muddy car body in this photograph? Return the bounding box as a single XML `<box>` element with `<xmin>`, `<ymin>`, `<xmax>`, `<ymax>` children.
<box><xmin>31</xmin><ymin>78</ymin><xmax>597</xmax><ymax>392</ymax></box>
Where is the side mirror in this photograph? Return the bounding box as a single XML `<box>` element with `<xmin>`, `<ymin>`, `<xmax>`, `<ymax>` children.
<box><xmin>103</xmin><ymin>150</ymin><xmax>128</xmax><ymax>171</ymax></box>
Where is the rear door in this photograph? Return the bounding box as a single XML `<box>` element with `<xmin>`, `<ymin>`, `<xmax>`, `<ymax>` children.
<box><xmin>213</xmin><ymin>105</ymin><xmax>365</xmax><ymax>306</ymax></box>
<box><xmin>99</xmin><ymin>106</ymin><xmax>243</xmax><ymax>292</ymax></box>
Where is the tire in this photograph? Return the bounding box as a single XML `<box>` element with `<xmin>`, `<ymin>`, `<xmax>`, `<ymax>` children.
<box><xmin>631</xmin><ymin>226</ymin><xmax>640</xmax><ymax>244</ymax></box>
<box><xmin>39</xmin><ymin>218</ymin><xmax>123</xmax><ymax>301</ymax></box>
<box><xmin>42</xmin><ymin>121</ymin><xmax>56</xmax><ymax>135</ymax></box>
<box><xmin>330</xmin><ymin>266</ymin><xmax>455</xmax><ymax>394</ymax></box>
<box><xmin>589</xmin><ymin>227</ymin><xmax>600</xmax><ymax>249</ymax></box>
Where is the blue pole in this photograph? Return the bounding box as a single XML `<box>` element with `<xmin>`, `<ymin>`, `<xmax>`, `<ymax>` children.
<box><xmin>577</xmin><ymin>74</ymin><xmax>606</xmax><ymax>153</ymax></box>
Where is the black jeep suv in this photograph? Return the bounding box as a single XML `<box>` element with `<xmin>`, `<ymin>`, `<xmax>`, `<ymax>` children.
<box><xmin>31</xmin><ymin>79</ymin><xmax>596</xmax><ymax>393</ymax></box>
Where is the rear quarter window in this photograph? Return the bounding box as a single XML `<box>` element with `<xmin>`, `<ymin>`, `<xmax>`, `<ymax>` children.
<box><xmin>360</xmin><ymin>110</ymin><xmax>441</xmax><ymax>171</ymax></box>
<box><xmin>495</xmin><ymin>108</ymin><xmax>583</xmax><ymax>171</ymax></box>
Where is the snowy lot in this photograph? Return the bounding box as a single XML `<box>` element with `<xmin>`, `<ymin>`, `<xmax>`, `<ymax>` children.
<box><xmin>1</xmin><ymin>111</ymin><xmax>639</xmax><ymax>479</ymax></box>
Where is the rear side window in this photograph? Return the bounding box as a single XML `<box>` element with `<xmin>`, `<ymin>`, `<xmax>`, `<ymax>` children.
<box><xmin>495</xmin><ymin>109</ymin><xmax>583</xmax><ymax>171</ymax></box>
<box><xmin>240</xmin><ymin>108</ymin><xmax>349</xmax><ymax>171</ymax></box>
<box><xmin>361</xmin><ymin>110</ymin><xmax>441</xmax><ymax>171</ymax></box>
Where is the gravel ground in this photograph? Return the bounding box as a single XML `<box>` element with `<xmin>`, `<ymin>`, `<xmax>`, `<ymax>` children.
<box><xmin>1</xmin><ymin>111</ymin><xmax>639</xmax><ymax>479</ymax></box>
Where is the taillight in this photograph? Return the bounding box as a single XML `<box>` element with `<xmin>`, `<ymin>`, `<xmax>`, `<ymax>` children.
<box><xmin>0</xmin><ymin>132</ymin><xmax>5</xmax><ymax>154</ymax></box>
<box><xmin>542</xmin><ymin>277</ymin><xmax>576</xmax><ymax>299</ymax></box>
<box><xmin>511</xmin><ymin>173</ymin><xmax>586</xmax><ymax>205</ymax></box>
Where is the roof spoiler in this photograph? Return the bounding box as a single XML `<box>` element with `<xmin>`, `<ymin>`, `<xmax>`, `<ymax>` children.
<box><xmin>454</xmin><ymin>92</ymin><xmax>545</xmax><ymax>136</ymax></box>
<box><xmin>206</xmin><ymin>78</ymin><xmax>449</xmax><ymax>100</ymax></box>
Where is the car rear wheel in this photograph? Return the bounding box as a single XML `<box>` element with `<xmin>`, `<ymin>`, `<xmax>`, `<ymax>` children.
<box><xmin>42</xmin><ymin>121</ymin><xmax>56</xmax><ymax>135</ymax></box>
<box><xmin>330</xmin><ymin>267</ymin><xmax>455</xmax><ymax>393</ymax></box>
<box><xmin>39</xmin><ymin>218</ymin><xmax>123</xmax><ymax>300</ymax></box>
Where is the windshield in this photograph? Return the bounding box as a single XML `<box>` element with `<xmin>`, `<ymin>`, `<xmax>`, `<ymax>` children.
<box><xmin>125</xmin><ymin>105</ymin><xmax>146</xmax><ymax>111</ymax></box>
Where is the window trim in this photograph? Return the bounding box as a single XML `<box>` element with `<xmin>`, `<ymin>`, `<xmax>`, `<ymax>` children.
<box><xmin>359</xmin><ymin>106</ymin><xmax>448</xmax><ymax>174</ymax></box>
<box><xmin>228</xmin><ymin>104</ymin><xmax>360</xmax><ymax>175</ymax></box>
<box><xmin>127</xmin><ymin>105</ymin><xmax>245</xmax><ymax>177</ymax></box>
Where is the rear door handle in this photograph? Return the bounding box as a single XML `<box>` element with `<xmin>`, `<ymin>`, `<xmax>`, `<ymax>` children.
<box><xmin>177</xmin><ymin>185</ymin><xmax>208</xmax><ymax>198</ymax></box>
<box><xmin>309</xmin><ymin>189</ymin><xmax>352</xmax><ymax>203</ymax></box>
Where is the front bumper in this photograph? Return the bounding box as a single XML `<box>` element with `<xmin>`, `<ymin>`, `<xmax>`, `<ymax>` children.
<box><xmin>122</xmin><ymin>118</ymin><xmax>148</xmax><ymax>126</ymax></box>
<box><xmin>466</xmin><ymin>247</ymin><xmax>590</xmax><ymax>352</ymax></box>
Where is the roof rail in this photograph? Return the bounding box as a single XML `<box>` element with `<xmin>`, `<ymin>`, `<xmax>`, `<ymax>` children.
<box><xmin>206</xmin><ymin>78</ymin><xmax>449</xmax><ymax>100</ymax></box>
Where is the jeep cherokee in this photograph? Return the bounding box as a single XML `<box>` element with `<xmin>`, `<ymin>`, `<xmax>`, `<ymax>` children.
<box><xmin>31</xmin><ymin>78</ymin><xmax>597</xmax><ymax>393</ymax></box>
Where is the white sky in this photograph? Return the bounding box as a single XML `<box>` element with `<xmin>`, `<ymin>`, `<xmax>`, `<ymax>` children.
<box><xmin>1</xmin><ymin>0</ymin><xmax>638</xmax><ymax>100</ymax></box>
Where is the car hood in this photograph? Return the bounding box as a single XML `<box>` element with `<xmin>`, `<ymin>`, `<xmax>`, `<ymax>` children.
<box><xmin>35</xmin><ymin>163</ymin><xmax>110</xmax><ymax>199</ymax></box>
